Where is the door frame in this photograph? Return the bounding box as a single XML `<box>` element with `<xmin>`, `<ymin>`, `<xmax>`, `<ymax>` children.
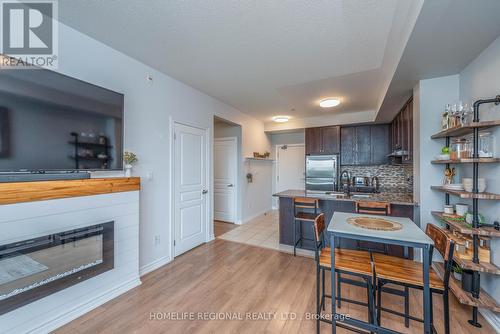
<box><xmin>169</xmin><ymin>118</ymin><xmax>211</xmax><ymax>260</ymax></box>
<box><xmin>273</xmin><ymin>143</ymin><xmax>305</xmax><ymax>208</ymax></box>
<box><xmin>213</xmin><ymin>137</ymin><xmax>238</xmax><ymax>224</ymax></box>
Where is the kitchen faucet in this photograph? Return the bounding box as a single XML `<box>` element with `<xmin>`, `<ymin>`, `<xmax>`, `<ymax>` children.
<box><xmin>340</xmin><ymin>170</ymin><xmax>351</xmax><ymax>194</ymax></box>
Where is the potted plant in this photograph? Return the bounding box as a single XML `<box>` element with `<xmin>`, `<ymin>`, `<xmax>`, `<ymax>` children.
<box><xmin>452</xmin><ymin>264</ymin><xmax>462</xmax><ymax>281</ymax></box>
<box><xmin>123</xmin><ymin>151</ymin><xmax>138</xmax><ymax>177</ymax></box>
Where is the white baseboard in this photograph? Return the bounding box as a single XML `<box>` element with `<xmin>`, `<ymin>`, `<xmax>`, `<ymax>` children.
<box><xmin>243</xmin><ymin>208</ymin><xmax>272</xmax><ymax>224</ymax></box>
<box><xmin>208</xmin><ymin>234</ymin><xmax>215</xmax><ymax>242</ymax></box>
<box><xmin>480</xmin><ymin>308</ymin><xmax>500</xmax><ymax>332</ymax></box>
<box><xmin>139</xmin><ymin>255</ymin><xmax>172</xmax><ymax>276</ymax></box>
<box><xmin>29</xmin><ymin>277</ymin><xmax>141</xmax><ymax>334</ymax></box>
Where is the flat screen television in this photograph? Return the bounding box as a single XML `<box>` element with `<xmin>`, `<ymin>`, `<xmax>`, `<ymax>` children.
<box><xmin>0</xmin><ymin>67</ymin><xmax>124</xmax><ymax>173</ymax></box>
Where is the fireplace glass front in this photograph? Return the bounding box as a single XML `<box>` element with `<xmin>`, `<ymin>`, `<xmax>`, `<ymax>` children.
<box><xmin>0</xmin><ymin>221</ymin><xmax>114</xmax><ymax>315</ymax></box>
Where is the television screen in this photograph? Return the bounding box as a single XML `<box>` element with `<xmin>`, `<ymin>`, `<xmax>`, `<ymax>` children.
<box><xmin>0</xmin><ymin>68</ymin><xmax>123</xmax><ymax>172</ymax></box>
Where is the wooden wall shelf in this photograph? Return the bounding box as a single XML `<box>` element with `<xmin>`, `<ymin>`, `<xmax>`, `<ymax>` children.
<box><xmin>453</xmin><ymin>257</ymin><xmax>500</xmax><ymax>275</ymax></box>
<box><xmin>0</xmin><ymin>177</ymin><xmax>140</xmax><ymax>205</ymax></box>
<box><xmin>434</xmin><ymin>263</ymin><xmax>500</xmax><ymax>312</ymax></box>
<box><xmin>431</xmin><ymin>120</ymin><xmax>500</xmax><ymax>139</ymax></box>
<box><xmin>431</xmin><ymin>186</ymin><xmax>500</xmax><ymax>200</ymax></box>
<box><xmin>432</xmin><ymin>211</ymin><xmax>500</xmax><ymax>237</ymax></box>
<box><xmin>245</xmin><ymin>157</ymin><xmax>274</xmax><ymax>161</ymax></box>
<box><xmin>431</xmin><ymin>158</ymin><xmax>500</xmax><ymax>164</ymax></box>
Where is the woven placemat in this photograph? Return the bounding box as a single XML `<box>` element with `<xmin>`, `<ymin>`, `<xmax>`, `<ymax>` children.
<box><xmin>347</xmin><ymin>216</ymin><xmax>402</xmax><ymax>231</ymax></box>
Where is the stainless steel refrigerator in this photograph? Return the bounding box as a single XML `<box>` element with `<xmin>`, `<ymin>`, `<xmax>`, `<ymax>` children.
<box><xmin>305</xmin><ymin>155</ymin><xmax>339</xmax><ymax>193</ymax></box>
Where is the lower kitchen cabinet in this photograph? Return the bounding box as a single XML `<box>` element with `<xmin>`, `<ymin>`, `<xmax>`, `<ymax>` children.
<box><xmin>278</xmin><ymin>197</ymin><xmax>415</xmax><ymax>258</ymax></box>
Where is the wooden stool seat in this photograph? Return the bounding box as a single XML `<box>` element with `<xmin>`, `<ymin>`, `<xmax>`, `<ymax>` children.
<box><xmin>294</xmin><ymin>212</ymin><xmax>318</xmax><ymax>221</ymax></box>
<box><xmin>372</xmin><ymin>253</ymin><xmax>444</xmax><ymax>290</ymax></box>
<box><xmin>319</xmin><ymin>248</ymin><xmax>373</xmax><ymax>276</ymax></box>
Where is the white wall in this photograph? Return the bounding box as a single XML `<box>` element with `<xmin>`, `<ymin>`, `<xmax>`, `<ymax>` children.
<box><xmin>270</xmin><ymin>130</ymin><xmax>305</xmax><ymax>149</ymax></box>
<box><xmin>459</xmin><ymin>35</ymin><xmax>500</xmax><ymax>313</ymax></box>
<box><xmin>55</xmin><ymin>23</ymin><xmax>271</xmax><ymax>273</ymax></box>
<box><xmin>413</xmin><ymin>74</ymin><xmax>459</xmax><ymax>259</ymax></box>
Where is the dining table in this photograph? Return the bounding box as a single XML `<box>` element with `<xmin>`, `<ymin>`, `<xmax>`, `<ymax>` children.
<box><xmin>327</xmin><ymin>212</ymin><xmax>434</xmax><ymax>334</ymax></box>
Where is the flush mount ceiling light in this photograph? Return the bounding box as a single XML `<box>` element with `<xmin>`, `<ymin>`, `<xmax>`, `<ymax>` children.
<box><xmin>319</xmin><ymin>98</ymin><xmax>340</xmax><ymax>108</ymax></box>
<box><xmin>272</xmin><ymin>116</ymin><xmax>290</xmax><ymax>123</ymax></box>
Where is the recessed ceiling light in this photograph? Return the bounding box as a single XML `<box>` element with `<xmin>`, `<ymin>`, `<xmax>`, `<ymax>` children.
<box><xmin>272</xmin><ymin>116</ymin><xmax>289</xmax><ymax>123</ymax></box>
<box><xmin>319</xmin><ymin>98</ymin><xmax>340</xmax><ymax>108</ymax></box>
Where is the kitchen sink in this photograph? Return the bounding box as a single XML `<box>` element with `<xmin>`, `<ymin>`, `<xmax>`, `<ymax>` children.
<box><xmin>350</xmin><ymin>194</ymin><xmax>372</xmax><ymax>198</ymax></box>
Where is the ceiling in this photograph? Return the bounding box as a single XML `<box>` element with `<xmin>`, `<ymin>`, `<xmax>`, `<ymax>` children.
<box><xmin>377</xmin><ymin>0</ymin><xmax>500</xmax><ymax>122</ymax></box>
<box><xmin>58</xmin><ymin>0</ymin><xmax>420</xmax><ymax>126</ymax></box>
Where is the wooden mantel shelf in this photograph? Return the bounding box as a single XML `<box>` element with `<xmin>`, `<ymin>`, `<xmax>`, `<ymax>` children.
<box><xmin>0</xmin><ymin>177</ymin><xmax>140</xmax><ymax>205</ymax></box>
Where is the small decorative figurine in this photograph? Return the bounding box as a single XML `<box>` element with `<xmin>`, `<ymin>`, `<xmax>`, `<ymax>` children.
<box><xmin>444</xmin><ymin>167</ymin><xmax>456</xmax><ymax>185</ymax></box>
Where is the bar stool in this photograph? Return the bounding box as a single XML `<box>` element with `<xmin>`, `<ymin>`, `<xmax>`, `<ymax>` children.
<box><xmin>293</xmin><ymin>197</ymin><xmax>319</xmax><ymax>256</ymax></box>
<box><xmin>374</xmin><ymin>224</ymin><xmax>455</xmax><ymax>334</ymax></box>
<box><xmin>312</xmin><ymin>213</ymin><xmax>377</xmax><ymax>333</ymax></box>
<box><xmin>332</xmin><ymin>200</ymin><xmax>406</xmax><ymax>317</ymax></box>
<box><xmin>355</xmin><ymin>201</ymin><xmax>391</xmax><ymax>254</ymax></box>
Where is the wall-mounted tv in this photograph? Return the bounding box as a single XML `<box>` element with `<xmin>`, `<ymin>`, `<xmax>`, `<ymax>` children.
<box><xmin>0</xmin><ymin>67</ymin><xmax>124</xmax><ymax>172</ymax></box>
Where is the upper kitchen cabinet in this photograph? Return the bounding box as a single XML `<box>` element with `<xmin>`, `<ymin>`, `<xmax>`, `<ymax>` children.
<box><xmin>305</xmin><ymin>125</ymin><xmax>340</xmax><ymax>155</ymax></box>
<box><xmin>371</xmin><ymin>124</ymin><xmax>390</xmax><ymax>164</ymax></box>
<box><xmin>389</xmin><ymin>97</ymin><xmax>413</xmax><ymax>164</ymax></box>
<box><xmin>341</xmin><ymin>125</ymin><xmax>390</xmax><ymax>165</ymax></box>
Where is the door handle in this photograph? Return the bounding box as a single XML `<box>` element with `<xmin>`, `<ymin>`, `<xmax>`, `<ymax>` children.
<box><xmin>227</xmin><ymin>184</ymin><xmax>234</xmax><ymax>187</ymax></box>
<box><xmin>202</xmin><ymin>189</ymin><xmax>208</xmax><ymax>194</ymax></box>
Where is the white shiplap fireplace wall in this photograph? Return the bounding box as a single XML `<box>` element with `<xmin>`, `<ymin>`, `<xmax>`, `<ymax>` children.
<box><xmin>0</xmin><ymin>191</ymin><xmax>140</xmax><ymax>333</ymax></box>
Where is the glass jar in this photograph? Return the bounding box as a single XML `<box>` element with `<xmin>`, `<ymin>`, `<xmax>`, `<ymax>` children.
<box><xmin>442</xmin><ymin>104</ymin><xmax>451</xmax><ymax>130</ymax></box>
<box><xmin>461</xmin><ymin>103</ymin><xmax>473</xmax><ymax>126</ymax></box>
<box><xmin>441</xmin><ymin>112</ymin><xmax>449</xmax><ymax>130</ymax></box>
<box><xmin>478</xmin><ymin>132</ymin><xmax>495</xmax><ymax>158</ymax></box>
<box><xmin>450</xmin><ymin>138</ymin><xmax>470</xmax><ymax>160</ymax></box>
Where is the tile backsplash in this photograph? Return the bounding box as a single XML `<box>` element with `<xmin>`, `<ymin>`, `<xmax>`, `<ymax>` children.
<box><xmin>340</xmin><ymin>164</ymin><xmax>413</xmax><ymax>193</ymax></box>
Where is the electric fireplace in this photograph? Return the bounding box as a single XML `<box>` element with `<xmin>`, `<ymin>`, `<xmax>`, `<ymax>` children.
<box><xmin>0</xmin><ymin>221</ymin><xmax>114</xmax><ymax>315</ymax></box>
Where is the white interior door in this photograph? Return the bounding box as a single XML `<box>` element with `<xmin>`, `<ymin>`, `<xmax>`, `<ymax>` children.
<box><xmin>277</xmin><ymin>144</ymin><xmax>305</xmax><ymax>192</ymax></box>
<box><xmin>214</xmin><ymin>137</ymin><xmax>237</xmax><ymax>223</ymax></box>
<box><xmin>174</xmin><ymin>122</ymin><xmax>207</xmax><ymax>256</ymax></box>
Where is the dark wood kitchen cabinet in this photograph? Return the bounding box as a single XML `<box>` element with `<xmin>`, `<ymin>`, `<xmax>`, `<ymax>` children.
<box><xmin>340</xmin><ymin>126</ymin><xmax>356</xmax><ymax>164</ymax></box>
<box><xmin>355</xmin><ymin>126</ymin><xmax>372</xmax><ymax>165</ymax></box>
<box><xmin>371</xmin><ymin>124</ymin><xmax>390</xmax><ymax>164</ymax></box>
<box><xmin>305</xmin><ymin>125</ymin><xmax>340</xmax><ymax>155</ymax></box>
<box><xmin>390</xmin><ymin>97</ymin><xmax>413</xmax><ymax>164</ymax></box>
<box><xmin>341</xmin><ymin>124</ymin><xmax>389</xmax><ymax>165</ymax></box>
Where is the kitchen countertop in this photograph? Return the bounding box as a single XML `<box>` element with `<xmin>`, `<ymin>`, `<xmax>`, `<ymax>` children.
<box><xmin>273</xmin><ymin>188</ymin><xmax>415</xmax><ymax>206</ymax></box>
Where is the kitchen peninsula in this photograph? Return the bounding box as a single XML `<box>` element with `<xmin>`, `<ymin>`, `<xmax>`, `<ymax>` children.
<box><xmin>274</xmin><ymin>189</ymin><xmax>416</xmax><ymax>257</ymax></box>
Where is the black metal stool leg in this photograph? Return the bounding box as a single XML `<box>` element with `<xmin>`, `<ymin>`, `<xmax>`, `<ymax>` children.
<box><xmin>337</xmin><ymin>272</ymin><xmax>342</xmax><ymax>308</ymax></box>
<box><xmin>316</xmin><ymin>263</ymin><xmax>321</xmax><ymax>334</ymax></box>
<box><xmin>293</xmin><ymin>220</ymin><xmax>297</xmax><ymax>257</ymax></box>
<box><xmin>404</xmin><ymin>286</ymin><xmax>410</xmax><ymax>328</ymax></box>
<box><xmin>322</xmin><ymin>268</ymin><xmax>326</xmax><ymax>311</ymax></box>
<box><xmin>376</xmin><ymin>281</ymin><xmax>383</xmax><ymax>325</ymax></box>
<box><xmin>443</xmin><ymin>291</ymin><xmax>450</xmax><ymax>334</ymax></box>
<box><xmin>429</xmin><ymin>291</ymin><xmax>434</xmax><ymax>330</ymax></box>
<box><xmin>299</xmin><ymin>220</ymin><xmax>303</xmax><ymax>248</ymax></box>
<box><xmin>366</xmin><ymin>278</ymin><xmax>373</xmax><ymax>324</ymax></box>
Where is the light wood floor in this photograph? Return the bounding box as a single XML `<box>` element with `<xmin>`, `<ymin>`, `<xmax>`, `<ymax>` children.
<box><xmin>55</xmin><ymin>239</ymin><xmax>494</xmax><ymax>334</ymax></box>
